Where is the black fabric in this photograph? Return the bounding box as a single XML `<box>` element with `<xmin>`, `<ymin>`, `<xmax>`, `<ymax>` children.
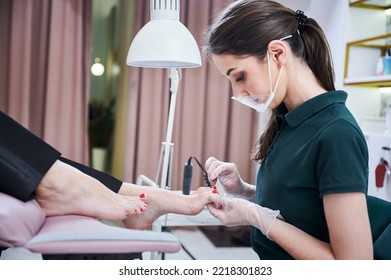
<box><xmin>42</xmin><ymin>252</ymin><xmax>142</xmax><ymax>260</ymax></box>
<box><xmin>0</xmin><ymin>111</ymin><xmax>123</xmax><ymax>202</ymax></box>
<box><xmin>0</xmin><ymin>112</ymin><xmax>128</xmax><ymax>260</ymax></box>
<box><xmin>0</xmin><ymin>111</ymin><xmax>61</xmax><ymax>201</ymax></box>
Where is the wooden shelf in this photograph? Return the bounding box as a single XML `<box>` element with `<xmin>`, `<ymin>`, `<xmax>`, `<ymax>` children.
<box><xmin>344</xmin><ymin>34</ymin><xmax>391</xmax><ymax>87</ymax></box>
<box><xmin>344</xmin><ymin>75</ymin><xmax>391</xmax><ymax>87</ymax></box>
<box><xmin>347</xmin><ymin>33</ymin><xmax>391</xmax><ymax>49</ymax></box>
<box><xmin>350</xmin><ymin>0</ymin><xmax>391</xmax><ymax>9</ymax></box>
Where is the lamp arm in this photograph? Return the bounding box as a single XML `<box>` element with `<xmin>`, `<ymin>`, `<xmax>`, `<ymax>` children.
<box><xmin>160</xmin><ymin>68</ymin><xmax>182</xmax><ymax>189</ymax></box>
<box><xmin>169</xmin><ymin>68</ymin><xmax>181</xmax><ymax>93</ymax></box>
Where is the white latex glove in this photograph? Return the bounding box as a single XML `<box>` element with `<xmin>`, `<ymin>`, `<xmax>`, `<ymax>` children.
<box><xmin>205</xmin><ymin>157</ymin><xmax>255</xmax><ymax>200</ymax></box>
<box><xmin>207</xmin><ymin>195</ymin><xmax>282</xmax><ymax>240</ymax></box>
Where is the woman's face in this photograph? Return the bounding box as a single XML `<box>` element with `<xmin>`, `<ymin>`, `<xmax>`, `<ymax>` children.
<box><xmin>212</xmin><ymin>53</ymin><xmax>282</xmax><ymax>110</ymax></box>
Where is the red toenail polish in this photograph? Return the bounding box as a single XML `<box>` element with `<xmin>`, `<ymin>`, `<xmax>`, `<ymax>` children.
<box><xmin>140</xmin><ymin>209</ymin><xmax>143</xmax><ymax>212</ymax></box>
<box><xmin>213</xmin><ymin>186</ymin><xmax>217</xmax><ymax>189</ymax></box>
<box><xmin>139</xmin><ymin>193</ymin><xmax>145</xmax><ymax>198</ymax></box>
<box><xmin>212</xmin><ymin>189</ymin><xmax>219</xmax><ymax>194</ymax></box>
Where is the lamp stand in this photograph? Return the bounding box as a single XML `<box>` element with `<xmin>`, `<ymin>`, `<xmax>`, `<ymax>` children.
<box><xmin>159</xmin><ymin>68</ymin><xmax>181</xmax><ymax>189</ymax></box>
<box><xmin>155</xmin><ymin>142</ymin><xmax>174</xmax><ymax>188</ymax></box>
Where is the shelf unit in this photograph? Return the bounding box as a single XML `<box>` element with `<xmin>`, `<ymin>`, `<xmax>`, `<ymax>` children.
<box><xmin>344</xmin><ymin>33</ymin><xmax>391</xmax><ymax>87</ymax></box>
<box><xmin>344</xmin><ymin>1</ymin><xmax>391</xmax><ymax>87</ymax></box>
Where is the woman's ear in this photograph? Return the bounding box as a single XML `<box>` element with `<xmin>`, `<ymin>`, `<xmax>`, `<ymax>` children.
<box><xmin>268</xmin><ymin>40</ymin><xmax>288</xmax><ymax>66</ymax></box>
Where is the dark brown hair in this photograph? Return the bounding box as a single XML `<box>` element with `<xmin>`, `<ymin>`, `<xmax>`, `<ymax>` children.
<box><xmin>204</xmin><ymin>0</ymin><xmax>335</xmax><ymax>163</ymax></box>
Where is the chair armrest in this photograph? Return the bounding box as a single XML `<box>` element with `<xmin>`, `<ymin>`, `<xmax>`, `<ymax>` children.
<box><xmin>374</xmin><ymin>223</ymin><xmax>391</xmax><ymax>260</ymax></box>
<box><xmin>25</xmin><ymin>215</ymin><xmax>181</xmax><ymax>255</ymax></box>
<box><xmin>136</xmin><ymin>174</ymin><xmax>158</xmax><ymax>188</ymax></box>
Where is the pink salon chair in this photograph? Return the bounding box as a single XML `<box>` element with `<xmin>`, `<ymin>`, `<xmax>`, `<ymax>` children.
<box><xmin>0</xmin><ymin>192</ymin><xmax>180</xmax><ymax>260</ymax></box>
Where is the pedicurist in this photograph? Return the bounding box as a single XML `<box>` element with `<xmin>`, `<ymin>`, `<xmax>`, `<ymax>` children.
<box><xmin>204</xmin><ymin>0</ymin><xmax>372</xmax><ymax>260</ymax></box>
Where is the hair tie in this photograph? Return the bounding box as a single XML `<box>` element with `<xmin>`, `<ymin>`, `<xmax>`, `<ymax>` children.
<box><xmin>296</xmin><ymin>10</ymin><xmax>308</xmax><ymax>29</ymax></box>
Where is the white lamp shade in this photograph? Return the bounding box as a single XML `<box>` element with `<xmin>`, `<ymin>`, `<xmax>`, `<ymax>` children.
<box><xmin>126</xmin><ymin>19</ymin><xmax>202</xmax><ymax>68</ymax></box>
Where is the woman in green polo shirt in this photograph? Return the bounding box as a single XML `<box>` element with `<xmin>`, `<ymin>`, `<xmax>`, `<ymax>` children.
<box><xmin>204</xmin><ymin>0</ymin><xmax>373</xmax><ymax>259</ymax></box>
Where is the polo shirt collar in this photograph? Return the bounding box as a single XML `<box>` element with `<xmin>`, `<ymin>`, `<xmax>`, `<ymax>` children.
<box><xmin>284</xmin><ymin>90</ymin><xmax>347</xmax><ymax>128</ymax></box>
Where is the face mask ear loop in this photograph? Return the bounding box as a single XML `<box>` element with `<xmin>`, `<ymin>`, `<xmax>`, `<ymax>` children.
<box><xmin>273</xmin><ymin>65</ymin><xmax>284</xmax><ymax>94</ymax></box>
<box><xmin>262</xmin><ymin>51</ymin><xmax>283</xmax><ymax>111</ymax></box>
<box><xmin>267</xmin><ymin>51</ymin><xmax>284</xmax><ymax>95</ymax></box>
<box><xmin>267</xmin><ymin>52</ymin><xmax>273</xmax><ymax>95</ymax></box>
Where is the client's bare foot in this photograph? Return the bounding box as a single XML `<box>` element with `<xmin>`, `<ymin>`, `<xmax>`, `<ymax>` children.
<box><xmin>35</xmin><ymin>160</ymin><xmax>148</xmax><ymax>220</ymax></box>
<box><xmin>120</xmin><ymin>185</ymin><xmax>214</xmax><ymax>230</ymax></box>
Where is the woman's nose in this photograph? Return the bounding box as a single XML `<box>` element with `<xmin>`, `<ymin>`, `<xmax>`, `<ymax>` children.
<box><xmin>231</xmin><ymin>85</ymin><xmax>247</xmax><ymax>97</ymax></box>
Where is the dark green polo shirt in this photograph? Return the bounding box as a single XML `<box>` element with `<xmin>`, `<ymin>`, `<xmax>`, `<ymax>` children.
<box><xmin>251</xmin><ymin>90</ymin><xmax>369</xmax><ymax>259</ymax></box>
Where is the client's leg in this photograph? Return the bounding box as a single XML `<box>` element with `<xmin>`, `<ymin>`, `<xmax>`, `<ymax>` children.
<box><xmin>35</xmin><ymin>160</ymin><xmax>148</xmax><ymax>220</ymax></box>
<box><xmin>119</xmin><ymin>183</ymin><xmax>214</xmax><ymax>230</ymax></box>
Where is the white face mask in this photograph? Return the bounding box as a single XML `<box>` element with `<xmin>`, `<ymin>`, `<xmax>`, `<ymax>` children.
<box><xmin>231</xmin><ymin>94</ymin><xmax>273</xmax><ymax>112</ymax></box>
<box><xmin>231</xmin><ymin>52</ymin><xmax>284</xmax><ymax>113</ymax></box>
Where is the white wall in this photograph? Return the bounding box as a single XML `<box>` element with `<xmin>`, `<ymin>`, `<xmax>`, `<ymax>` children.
<box><xmin>280</xmin><ymin>0</ymin><xmax>347</xmax><ymax>88</ymax></box>
<box><xmin>280</xmin><ymin>0</ymin><xmax>385</xmax><ymax>133</ymax></box>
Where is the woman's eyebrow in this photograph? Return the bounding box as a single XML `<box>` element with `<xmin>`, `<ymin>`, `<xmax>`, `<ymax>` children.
<box><xmin>226</xmin><ymin>67</ymin><xmax>237</xmax><ymax>76</ymax></box>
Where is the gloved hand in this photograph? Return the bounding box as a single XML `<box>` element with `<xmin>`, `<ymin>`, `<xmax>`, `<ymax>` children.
<box><xmin>207</xmin><ymin>195</ymin><xmax>282</xmax><ymax>240</ymax></box>
<box><xmin>205</xmin><ymin>157</ymin><xmax>255</xmax><ymax>200</ymax></box>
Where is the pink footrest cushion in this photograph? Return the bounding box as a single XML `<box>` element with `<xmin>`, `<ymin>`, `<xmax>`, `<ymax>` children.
<box><xmin>26</xmin><ymin>215</ymin><xmax>181</xmax><ymax>254</ymax></box>
<box><xmin>0</xmin><ymin>193</ymin><xmax>46</xmax><ymax>248</ymax></box>
<box><xmin>0</xmin><ymin>192</ymin><xmax>181</xmax><ymax>255</ymax></box>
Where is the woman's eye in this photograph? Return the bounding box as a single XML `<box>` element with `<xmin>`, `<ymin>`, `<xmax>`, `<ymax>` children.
<box><xmin>236</xmin><ymin>73</ymin><xmax>245</xmax><ymax>82</ymax></box>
